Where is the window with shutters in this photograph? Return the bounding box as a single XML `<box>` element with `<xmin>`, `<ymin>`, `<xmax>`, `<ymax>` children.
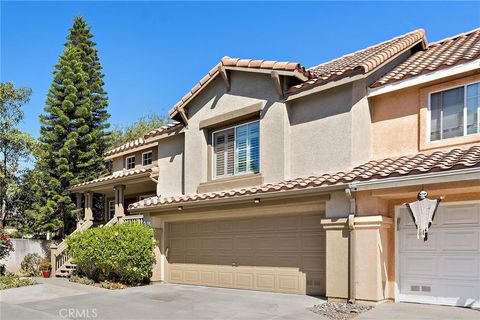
<box><xmin>212</xmin><ymin>121</ymin><xmax>260</xmax><ymax>179</ymax></box>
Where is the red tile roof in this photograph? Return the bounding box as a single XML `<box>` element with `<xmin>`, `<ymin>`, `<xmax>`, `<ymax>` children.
<box><xmin>70</xmin><ymin>167</ymin><xmax>156</xmax><ymax>191</ymax></box>
<box><xmin>287</xmin><ymin>29</ymin><xmax>426</xmax><ymax>95</ymax></box>
<box><xmin>129</xmin><ymin>145</ymin><xmax>480</xmax><ymax>210</ymax></box>
<box><xmin>104</xmin><ymin>123</ymin><xmax>182</xmax><ymax>157</ymax></box>
<box><xmin>372</xmin><ymin>28</ymin><xmax>480</xmax><ymax>88</ymax></box>
<box><xmin>168</xmin><ymin>56</ymin><xmax>314</xmax><ymax>118</ymax></box>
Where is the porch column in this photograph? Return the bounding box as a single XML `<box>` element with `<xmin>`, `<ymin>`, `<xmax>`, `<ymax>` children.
<box><xmin>114</xmin><ymin>185</ymin><xmax>126</xmax><ymax>217</ymax></box>
<box><xmin>76</xmin><ymin>193</ymin><xmax>82</xmax><ymax>209</ymax></box>
<box><xmin>84</xmin><ymin>191</ymin><xmax>93</xmax><ymax>221</ymax></box>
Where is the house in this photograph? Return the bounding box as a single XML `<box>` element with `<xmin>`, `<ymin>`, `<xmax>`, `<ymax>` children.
<box><xmin>57</xmin><ymin>27</ymin><xmax>480</xmax><ymax>308</ymax></box>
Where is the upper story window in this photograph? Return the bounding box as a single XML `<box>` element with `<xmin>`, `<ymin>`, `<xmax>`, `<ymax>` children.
<box><xmin>213</xmin><ymin>121</ymin><xmax>259</xmax><ymax>179</ymax></box>
<box><xmin>430</xmin><ymin>82</ymin><xmax>480</xmax><ymax>142</ymax></box>
<box><xmin>142</xmin><ymin>151</ymin><xmax>153</xmax><ymax>166</ymax></box>
<box><xmin>126</xmin><ymin>156</ymin><xmax>135</xmax><ymax>170</ymax></box>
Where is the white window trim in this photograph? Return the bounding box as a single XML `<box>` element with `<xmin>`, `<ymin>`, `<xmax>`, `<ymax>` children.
<box><xmin>211</xmin><ymin>120</ymin><xmax>260</xmax><ymax>180</ymax></box>
<box><xmin>427</xmin><ymin>80</ymin><xmax>480</xmax><ymax>143</ymax></box>
<box><xmin>125</xmin><ymin>155</ymin><xmax>136</xmax><ymax>170</ymax></box>
<box><xmin>141</xmin><ymin>151</ymin><xmax>153</xmax><ymax>166</ymax></box>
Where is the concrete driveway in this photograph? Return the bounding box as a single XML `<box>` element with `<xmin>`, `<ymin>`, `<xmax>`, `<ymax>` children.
<box><xmin>355</xmin><ymin>301</ymin><xmax>479</xmax><ymax>320</ymax></box>
<box><xmin>0</xmin><ymin>278</ymin><xmax>325</xmax><ymax>320</ymax></box>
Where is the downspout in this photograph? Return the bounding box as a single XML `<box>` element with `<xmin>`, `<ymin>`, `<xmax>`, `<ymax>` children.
<box><xmin>346</xmin><ymin>183</ymin><xmax>357</xmax><ymax>304</ymax></box>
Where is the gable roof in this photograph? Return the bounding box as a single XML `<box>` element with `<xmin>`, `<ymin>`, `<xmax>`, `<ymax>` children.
<box><xmin>372</xmin><ymin>28</ymin><xmax>480</xmax><ymax>88</ymax></box>
<box><xmin>286</xmin><ymin>29</ymin><xmax>426</xmax><ymax>95</ymax></box>
<box><xmin>168</xmin><ymin>56</ymin><xmax>314</xmax><ymax>119</ymax></box>
<box><xmin>129</xmin><ymin>145</ymin><xmax>480</xmax><ymax>211</ymax></box>
<box><xmin>104</xmin><ymin>122</ymin><xmax>182</xmax><ymax>159</ymax></box>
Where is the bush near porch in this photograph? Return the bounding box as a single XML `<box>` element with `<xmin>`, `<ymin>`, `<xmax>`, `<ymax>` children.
<box><xmin>66</xmin><ymin>223</ymin><xmax>157</xmax><ymax>285</ymax></box>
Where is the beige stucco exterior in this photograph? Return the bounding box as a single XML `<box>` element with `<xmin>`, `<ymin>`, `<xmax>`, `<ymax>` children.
<box><xmin>69</xmin><ymin>49</ymin><xmax>480</xmax><ymax>304</ymax></box>
<box><xmin>371</xmin><ymin>70</ymin><xmax>480</xmax><ymax>159</ymax></box>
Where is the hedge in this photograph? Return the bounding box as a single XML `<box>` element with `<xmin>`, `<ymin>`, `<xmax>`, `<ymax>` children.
<box><xmin>66</xmin><ymin>223</ymin><xmax>157</xmax><ymax>285</ymax></box>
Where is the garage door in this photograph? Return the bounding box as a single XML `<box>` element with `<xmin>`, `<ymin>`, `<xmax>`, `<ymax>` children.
<box><xmin>166</xmin><ymin>213</ymin><xmax>325</xmax><ymax>295</ymax></box>
<box><xmin>397</xmin><ymin>202</ymin><xmax>480</xmax><ymax>308</ymax></box>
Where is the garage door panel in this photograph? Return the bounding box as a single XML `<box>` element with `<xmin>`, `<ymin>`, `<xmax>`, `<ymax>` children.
<box><xmin>167</xmin><ymin>212</ymin><xmax>325</xmax><ymax>295</ymax></box>
<box><xmin>442</xmin><ymin>230</ymin><xmax>479</xmax><ymax>251</ymax></box>
<box><xmin>401</xmin><ymin>230</ymin><xmax>438</xmax><ymax>252</ymax></box>
<box><xmin>403</xmin><ymin>255</ymin><xmax>438</xmax><ymax>277</ymax></box>
<box><xmin>302</xmin><ymin>233</ymin><xmax>326</xmax><ymax>251</ymax></box>
<box><xmin>398</xmin><ymin>202</ymin><xmax>480</xmax><ymax>308</ymax></box>
<box><xmin>442</xmin><ymin>205</ymin><xmax>480</xmax><ymax>225</ymax></box>
<box><xmin>440</xmin><ymin>256</ymin><xmax>480</xmax><ymax>278</ymax></box>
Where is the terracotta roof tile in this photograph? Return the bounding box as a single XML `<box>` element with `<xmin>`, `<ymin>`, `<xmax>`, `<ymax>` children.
<box><xmin>129</xmin><ymin>145</ymin><xmax>480</xmax><ymax>210</ymax></box>
<box><xmin>104</xmin><ymin>122</ymin><xmax>182</xmax><ymax>157</ymax></box>
<box><xmin>70</xmin><ymin>167</ymin><xmax>154</xmax><ymax>190</ymax></box>
<box><xmin>286</xmin><ymin>29</ymin><xmax>426</xmax><ymax>95</ymax></box>
<box><xmin>372</xmin><ymin>28</ymin><xmax>480</xmax><ymax>87</ymax></box>
<box><xmin>168</xmin><ymin>56</ymin><xmax>313</xmax><ymax>118</ymax></box>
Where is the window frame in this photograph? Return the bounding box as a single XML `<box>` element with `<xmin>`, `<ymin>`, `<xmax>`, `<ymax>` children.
<box><xmin>211</xmin><ymin>120</ymin><xmax>260</xmax><ymax>180</ymax></box>
<box><xmin>142</xmin><ymin>151</ymin><xmax>153</xmax><ymax>166</ymax></box>
<box><xmin>428</xmin><ymin>80</ymin><xmax>480</xmax><ymax>143</ymax></box>
<box><xmin>108</xmin><ymin>200</ymin><xmax>115</xmax><ymax>219</ymax></box>
<box><xmin>125</xmin><ymin>155</ymin><xmax>136</xmax><ymax>170</ymax></box>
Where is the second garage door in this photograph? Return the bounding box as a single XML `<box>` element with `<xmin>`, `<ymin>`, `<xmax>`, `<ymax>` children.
<box><xmin>165</xmin><ymin>212</ymin><xmax>325</xmax><ymax>295</ymax></box>
<box><xmin>397</xmin><ymin>202</ymin><xmax>480</xmax><ymax>308</ymax></box>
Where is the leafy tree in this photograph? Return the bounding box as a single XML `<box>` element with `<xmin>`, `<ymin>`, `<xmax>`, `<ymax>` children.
<box><xmin>0</xmin><ymin>82</ymin><xmax>34</xmax><ymax>227</ymax></box>
<box><xmin>109</xmin><ymin>112</ymin><xmax>169</xmax><ymax>148</ymax></box>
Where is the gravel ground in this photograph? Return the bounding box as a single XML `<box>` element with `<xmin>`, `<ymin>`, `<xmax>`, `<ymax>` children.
<box><xmin>308</xmin><ymin>302</ymin><xmax>373</xmax><ymax>320</ymax></box>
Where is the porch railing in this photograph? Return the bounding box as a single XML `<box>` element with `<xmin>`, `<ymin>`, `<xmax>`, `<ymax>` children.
<box><xmin>119</xmin><ymin>214</ymin><xmax>144</xmax><ymax>224</ymax></box>
<box><xmin>50</xmin><ymin>219</ymin><xmax>93</xmax><ymax>276</ymax></box>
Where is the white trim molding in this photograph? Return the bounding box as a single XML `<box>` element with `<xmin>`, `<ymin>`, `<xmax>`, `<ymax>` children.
<box><xmin>368</xmin><ymin>59</ymin><xmax>480</xmax><ymax>97</ymax></box>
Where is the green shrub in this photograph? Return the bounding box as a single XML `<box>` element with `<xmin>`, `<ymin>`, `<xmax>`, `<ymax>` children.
<box><xmin>66</xmin><ymin>223</ymin><xmax>156</xmax><ymax>285</ymax></box>
<box><xmin>20</xmin><ymin>253</ymin><xmax>42</xmax><ymax>276</ymax></box>
<box><xmin>0</xmin><ymin>275</ymin><xmax>36</xmax><ymax>290</ymax></box>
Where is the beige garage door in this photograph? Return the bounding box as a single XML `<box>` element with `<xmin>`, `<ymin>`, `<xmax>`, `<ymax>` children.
<box><xmin>166</xmin><ymin>213</ymin><xmax>325</xmax><ymax>295</ymax></box>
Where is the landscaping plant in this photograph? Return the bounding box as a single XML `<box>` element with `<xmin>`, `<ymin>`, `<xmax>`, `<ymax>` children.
<box><xmin>0</xmin><ymin>233</ymin><xmax>14</xmax><ymax>275</ymax></box>
<box><xmin>0</xmin><ymin>274</ymin><xmax>36</xmax><ymax>290</ymax></box>
<box><xmin>19</xmin><ymin>253</ymin><xmax>42</xmax><ymax>276</ymax></box>
<box><xmin>66</xmin><ymin>223</ymin><xmax>156</xmax><ymax>285</ymax></box>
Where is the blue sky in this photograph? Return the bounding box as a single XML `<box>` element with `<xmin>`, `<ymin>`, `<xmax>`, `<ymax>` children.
<box><xmin>2</xmin><ymin>1</ymin><xmax>479</xmax><ymax>138</ymax></box>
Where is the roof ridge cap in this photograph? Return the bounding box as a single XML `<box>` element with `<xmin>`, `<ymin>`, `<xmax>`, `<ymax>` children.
<box><xmin>427</xmin><ymin>27</ymin><xmax>480</xmax><ymax>47</ymax></box>
<box><xmin>307</xmin><ymin>29</ymin><xmax>425</xmax><ymax>71</ymax></box>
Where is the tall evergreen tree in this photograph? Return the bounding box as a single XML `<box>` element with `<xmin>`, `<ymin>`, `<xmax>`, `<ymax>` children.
<box><xmin>32</xmin><ymin>17</ymin><xmax>110</xmax><ymax>236</ymax></box>
<box><xmin>66</xmin><ymin>16</ymin><xmax>110</xmax><ymax>182</ymax></box>
<box><xmin>35</xmin><ymin>46</ymin><xmax>88</xmax><ymax>236</ymax></box>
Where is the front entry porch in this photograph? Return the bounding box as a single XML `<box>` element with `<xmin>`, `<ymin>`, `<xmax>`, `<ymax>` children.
<box><xmin>50</xmin><ymin>169</ymin><xmax>158</xmax><ymax>277</ymax></box>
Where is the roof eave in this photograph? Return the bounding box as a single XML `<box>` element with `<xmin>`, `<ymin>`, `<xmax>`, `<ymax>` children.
<box><xmin>129</xmin><ymin>184</ymin><xmax>346</xmax><ymax>213</ymax></box>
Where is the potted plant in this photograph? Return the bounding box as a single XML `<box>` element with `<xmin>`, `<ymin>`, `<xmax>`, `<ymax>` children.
<box><xmin>39</xmin><ymin>258</ymin><xmax>51</xmax><ymax>278</ymax></box>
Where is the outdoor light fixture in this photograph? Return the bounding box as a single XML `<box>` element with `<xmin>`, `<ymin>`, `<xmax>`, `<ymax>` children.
<box><xmin>405</xmin><ymin>190</ymin><xmax>443</xmax><ymax>241</ymax></box>
<box><xmin>177</xmin><ymin>206</ymin><xmax>183</xmax><ymax>211</ymax></box>
<box><xmin>254</xmin><ymin>198</ymin><xmax>261</xmax><ymax>204</ymax></box>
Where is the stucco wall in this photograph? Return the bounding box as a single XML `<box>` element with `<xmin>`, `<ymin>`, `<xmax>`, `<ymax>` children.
<box><xmin>157</xmin><ymin>134</ymin><xmax>184</xmax><ymax>197</ymax></box>
<box><xmin>1</xmin><ymin>239</ymin><xmax>52</xmax><ymax>274</ymax></box>
<box><xmin>288</xmin><ymin>80</ymin><xmax>372</xmax><ymax>177</ymax></box>
<box><xmin>371</xmin><ymin>71</ymin><xmax>480</xmax><ymax>160</ymax></box>
<box><xmin>182</xmin><ymin>72</ymin><xmax>286</xmax><ymax>194</ymax></box>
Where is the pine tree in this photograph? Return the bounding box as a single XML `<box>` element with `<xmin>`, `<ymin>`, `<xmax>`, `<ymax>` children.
<box><xmin>35</xmin><ymin>45</ymin><xmax>88</xmax><ymax>236</ymax></box>
<box><xmin>66</xmin><ymin>16</ymin><xmax>110</xmax><ymax>182</ymax></box>
<box><xmin>31</xmin><ymin>17</ymin><xmax>111</xmax><ymax>236</ymax></box>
